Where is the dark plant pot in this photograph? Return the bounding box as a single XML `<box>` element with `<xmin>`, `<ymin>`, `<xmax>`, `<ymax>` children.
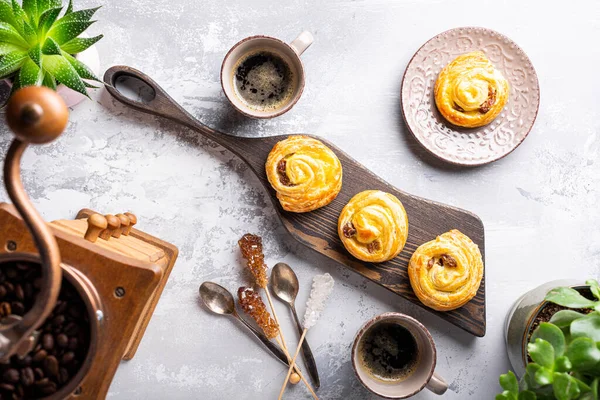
<box><xmin>504</xmin><ymin>280</ymin><xmax>587</xmax><ymax>377</ymax></box>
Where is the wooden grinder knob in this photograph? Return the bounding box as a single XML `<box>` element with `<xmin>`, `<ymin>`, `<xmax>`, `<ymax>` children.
<box><xmin>114</xmin><ymin>214</ymin><xmax>130</xmax><ymax>238</ymax></box>
<box><xmin>6</xmin><ymin>86</ymin><xmax>69</xmax><ymax>144</ymax></box>
<box><xmin>99</xmin><ymin>214</ymin><xmax>120</xmax><ymax>241</ymax></box>
<box><xmin>84</xmin><ymin>214</ymin><xmax>108</xmax><ymax>243</ymax></box>
<box><xmin>123</xmin><ymin>212</ymin><xmax>137</xmax><ymax>235</ymax></box>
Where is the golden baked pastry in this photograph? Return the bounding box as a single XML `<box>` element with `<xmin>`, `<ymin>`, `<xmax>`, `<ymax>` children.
<box><xmin>338</xmin><ymin>190</ymin><xmax>408</xmax><ymax>263</ymax></box>
<box><xmin>408</xmin><ymin>229</ymin><xmax>483</xmax><ymax>311</ymax></box>
<box><xmin>265</xmin><ymin>135</ymin><xmax>342</xmax><ymax>213</ymax></box>
<box><xmin>434</xmin><ymin>51</ymin><xmax>509</xmax><ymax>128</ymax></box>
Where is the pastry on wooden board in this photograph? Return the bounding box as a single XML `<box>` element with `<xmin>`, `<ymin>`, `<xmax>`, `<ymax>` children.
<box><xmin>434</xmin><ymin>51</ymin><xmax>509</xmax><ymax>128</ymax></box>
<box><xmin>338</xmin><ymin>190</ymin><xmax>409</xmax><ymax>263</ymax></box>
<box><xmin>408</xmin><ymin>229</ymin><xmax>483</xmax><ymax>311</ymax></box>
<box><xmin>265</xmin><ymin>135</ymin><xmax>342</xmax><ymax>213</ymax></box>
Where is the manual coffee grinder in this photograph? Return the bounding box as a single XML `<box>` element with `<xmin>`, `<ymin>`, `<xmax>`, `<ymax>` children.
<box><xmin>0</xmin><ymin>87</ymin><xmax>178</xmax><ymax>399</ymax></box>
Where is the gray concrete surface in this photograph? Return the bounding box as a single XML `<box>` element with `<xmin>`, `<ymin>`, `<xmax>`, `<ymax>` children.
<box><xmin>1</xmin><ymin>0</ymin><xmax>599</xmax><ymax>398</ymax></box>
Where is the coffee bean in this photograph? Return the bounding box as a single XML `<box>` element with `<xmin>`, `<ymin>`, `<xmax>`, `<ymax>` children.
<box><xmin>64</xmin><ymin>322</ymin><xmax>79</xmax><ymax>336</ymax></box>
<box><xmin>55</xmin><ymin>301</ymin><xmax>67</xmax><ymax>315</ymax></box>
<box><xmin>4</xmin><ymin>282</ymin><xmax>14</xmax><ymax>293</ymax></box>
<box><xmin>39</xmin><ymin>381</ymin><xmax>57</xmax><ymax>395</ymax></box>
<box><xmin>33</xmin><ymin>378</ymin><xmax>49</xmax><ymax>388</ymax></box>
<box><xmin>42</xmin><ymin>334</ymin><xmax>54</xmax><ymax>351</ymax></box>
<box><xmin>23</xmin><ymin>283</ymin><xmax>32</xmax><ymax>300</ymax></box>
<box><xmin>43</xmin><ymin>356</ymin><xmax>59</xmax><ymax>378</ymax></box>
<box><xmin>15</xmin><ymin>356</ymin><xmax>31</xmax><ymax>367</ymax></box>
<box><xmin>3</xmin><ymin>369</ymin><xmax>20</xmax><ymax>384</ymax></box>
<box><xmin>14</xmin><ymin>284</ymin><xmax>24</xmax><ymax>301</ymax></box>
<box><xmin>5</xmin><ymin>267</ymin><xmax>17</xmax><ymax>279</ymax></box>
<box><xmin>0</xmin><ymin>285</ymin><xmax>7</xmax><ymax>299</ymax></box>
<box><xmin>15</xmin><ymin>383</ymin><xmax>24</xmax><ymax>397</ymax></box>
<box><xmin>11</xmin><ymin>302</ymin><xmax>24</xmax><ymax>315</ymax></box>
<box><xmin>67</xmin><ymin>306</ymin><xmax>82</xmax><ymax>319</ymax></box>
<box><xmin>20</xmin><ymin>368</ymin><xmax>34</xmax><ymax>387</ymax></box>
<box><xmin>52</xmin><ymin>314</ymin><xmax>65</xmax><ymax>328</ymax></box>
<box><xmin>61</xmin><ymin>352</ymin><xmax>75</xmax><ymax>365</ymax></box>
<box><xmin>56</xmin><ymin>334</ymin><xmax>68</xmax><ymax>348</ymax></box>
<box><xmin>0</xmin><ymin>302</ymin><xmax>11</xmax><ymax>317</ymax></box>
<box><xmin>33</xmin><ymin>368</ymin><xmax>44</xmax><ymax>380</ymax></box>
<box><xmin>32</xmin><ymin>350</ymin><xmax>47</xmax><ymax>364</ymax></box>
<box><xmin>32</xmin><ymin>278</ymin><xmax>41</xmax><ymax>290</ymax></box>
<box><xmin>0</xmin><ymin>382</ymin><xmax>15</xmax><ymax>391</ymax></box>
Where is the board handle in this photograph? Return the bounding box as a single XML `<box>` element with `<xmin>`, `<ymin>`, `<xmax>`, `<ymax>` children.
<box><xmin>103</xmin><ymin>66</ymin><xmax>227</xmax><ymax>144</ymax></box>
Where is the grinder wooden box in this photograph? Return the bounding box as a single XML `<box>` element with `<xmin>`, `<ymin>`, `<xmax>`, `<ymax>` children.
<box><xmin>0</xmin><ymin>204</ymin><xmax>178</xmax><ymax>399</ymax></box>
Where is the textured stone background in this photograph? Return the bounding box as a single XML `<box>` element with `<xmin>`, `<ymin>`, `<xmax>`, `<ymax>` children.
<box><xmin>1</xmin><ymin>0</ymin><xmax>599</xmax><ymax>398</ymax></box>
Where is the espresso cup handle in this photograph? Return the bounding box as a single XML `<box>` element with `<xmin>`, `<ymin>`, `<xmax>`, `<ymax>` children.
<box><xmin>426</xmin><ymin>372</ymin><xmax>448</xmax><ymax>395</ymax></box>
<box><xmin>290</xmin><ymin>31</ymin><xmax>314</xmax><ymax>56</ymax></box>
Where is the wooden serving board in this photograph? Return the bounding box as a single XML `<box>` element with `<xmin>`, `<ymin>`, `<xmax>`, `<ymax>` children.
<box><xmin>104</xmin><ymin>66</ymin><xmax>486</xmax><ymax>337</ymax></box>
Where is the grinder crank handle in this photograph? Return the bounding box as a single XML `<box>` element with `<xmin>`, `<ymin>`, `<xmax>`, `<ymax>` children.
<box><xmin>0</xmin><ymin>87</ymin><xmax>68</xmax><ymax>360</ymax></box>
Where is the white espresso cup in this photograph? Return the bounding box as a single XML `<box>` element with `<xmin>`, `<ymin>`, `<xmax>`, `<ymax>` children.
<box><xmin>220</xmin><ymin>31</ymin><xmax>313</xmax><ymax>119</ymax></box>
<box><xmin>352</xmin><ymin>312</ymin><xmax>448</xmax><ymax>399</ymax></box>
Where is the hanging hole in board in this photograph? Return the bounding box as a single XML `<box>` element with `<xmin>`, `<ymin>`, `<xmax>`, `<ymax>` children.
<box><xmin>5</xmin><ymin>240</ymin><xmax>17</xmax><ymax>252</ymax></box>
<box><xmin>114</xmin><ymin>75</ymin><xmax>156</xmax><ymax>104</ymax></box>
<box><xmin>115</xmin><ymin>287</ymin><xmax>126</xmax><ymax>298</ymax></box>
<box><xmin>73</xmin><ymin>387</ymin><xmax>82</xmax><ymax>396</ymax></box>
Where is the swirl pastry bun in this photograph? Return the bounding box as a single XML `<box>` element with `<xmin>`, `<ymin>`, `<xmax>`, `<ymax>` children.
<box><xmin>408</xmin><ymin>229</ymin><xmax>483</xmax><ymax>311</ymax></box>
<box><xmin>434</xmin><ymin>51</ymin><xmax>509</xmax><ymax>128</ymax></box>
<box><xmin>266</xmin><ymin>135</ymin><xmax>342</xmax><ymax>213</ymax></box>
<box><xmin>338</xmin><ymin>190</ymin><xmax>408</xmax><ymax>263</ymax></box>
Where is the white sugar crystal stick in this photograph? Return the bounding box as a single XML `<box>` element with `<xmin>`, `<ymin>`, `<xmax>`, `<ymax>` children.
<box><xmin>278</xmin><ymin>274</ymin><xmax>335</xmax><ymax>400</ymax></box>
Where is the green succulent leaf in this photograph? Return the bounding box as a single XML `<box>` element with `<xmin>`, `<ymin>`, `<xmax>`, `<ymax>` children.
<box><xmin>38</xmin><ymin>6</ymin><xmax>62</xmax><ymax>35</ymax></box>
<box><xmin>22</xmin><ymin>19</ymin><xmax>38</xmax><ymax>43</ymax></box>
<box><xmin>554</xmin><ymin>356</ymin><xmax>573</xmax><ymax>372</ymax></box>
<box><xmin>83</xmin><ymin>80</ymin><xmax>98</xmax><ymax>88</ymax></box>
<box><xmin>566</xmin><ymin>337</ymin><xmax>600</xmax><ymax>371</ymax></box>
<box><xmin>42</xmin><ymin>53</ymin><xmax>87</xmax><ymax>96</ymax></box>
<box><xmin>534</xmin><ymin>367</ymin><xmax>553</xmax><ymax>386</ymax></box>
<box><xmin>528</xmin><ymin>339</ymin><xmax>555</xmax><ymax>369</ymax></box>
<box><xmin>37</xmin><ymin>0</ymin><xmax>62</xmax><ymax>14</ymax></box>
<box><xmin>64</xmin><ymin>0</ymin><xmax>73</xmax><ymax>15</ymax></box>
<box><xmin>21</xmin><ymin>0</ymin><xmax>38</xmax><ymax>23</ymax></box>
<box><xmin>518</xmin><ymin>392</ymin><xmax>537</xmax><ymax>400</ymax></box>
<box><xmin>60</xmin><ymin>33</ymin><xmax>102</xmax><ymax>54</ymax></box>
<box><xmin>553</xmin><ymin>372</ymin><xmax>581</xmax><ymax>400</ymax></box>
<box><xmin>571</xmin><ymin>313</ymin><xmax>600</xmax><ymax>342</ymax></box>
<box><xmin>0</xmin><ymin>42</ymin><xmax>22</xmax><ymax>56</ymax></box>
<box><xmin>0</xmin><ymin>0</ymin><xmax>17</xmax><ymax>25</ymax></box>
<box><xmin>10</xmin><ymin>0</ymin><xmax>26</xmax><ymax>22</ymax></box>
<box><xmin>27</xmin><ymin>42</ymin><xmax>40</xmax><ymax>66</ymax></box>
<box><xmin>18</xmin><ymin>57</ymin><xmax>42</xmax><ymax>86</ymax></box>
<box><xmin>531</xmin><ymin>323</ymin><xmax>566</xmax><ymax>358</ymax></box>
<box><xmin>0</xmin><ymin>49</ymin><xmax>27</xmax><ymax>78</ymax></box>
<box><xmin>48</xmin><ymin>7</ymin><xmax>99</xmax><ymax>44</ymax></box>
<box><xmin>41</xmin><ymin>36</ymin><xmax>60</xmax><ymax>55</ymax></box>
<box><xmin>61</xmin><ymin>51</ymin><xmax>98</xmax><ymax>81</ymax></box>
<box><xmin>587</xmin><ymin>280</ymin><xmax>600</xmax><ymax>300</ymax></box>
<box><xmin>41</xmin><ymin>71</ymin><xmax>55</xmax><ymax>89</ymax></box>
<box><xmin>546</xmin><ymin>287</ymin><xmax>597</xmax><ymax>309</ymax></box>
<box><xmin>525</xmin><ymin>364</ymin><xmax>542</xmax><ymax>388</ymax></box>
<box><xmin>550</xmin><ymin>310</ymin><xmax>588</xmax><ymax>329</ymax></box>
<box><xmin>0</xmin><ymin>21</ymin><xmax>29</xmax><ymax>47</ymax></box>
<box><xmin>500</xmin><ymin>371</ymin><xmax>519</xmax><ymax>394</ymax></box>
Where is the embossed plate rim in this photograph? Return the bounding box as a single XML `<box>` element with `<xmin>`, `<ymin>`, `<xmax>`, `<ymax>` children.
<box><xmin>400</xmin><ymin>26</ymin><xmax>540</xmax><ymax>166</ymax></box>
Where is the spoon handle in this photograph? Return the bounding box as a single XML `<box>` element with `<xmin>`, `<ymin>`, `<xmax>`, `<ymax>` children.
<box><xmin>234</xmin><ymin>314</ymin><xmax>289</xmax><ymax>367</ymax></box>
<box><xmin>291</xmin><ymin>305</ymin><xmax>321</xmax><ymax>388</ymax></box>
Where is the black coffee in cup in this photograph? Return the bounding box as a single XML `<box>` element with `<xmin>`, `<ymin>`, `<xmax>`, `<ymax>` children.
<box><xmin>358</xmin><ymin>322</ymin><xmax>419</xmax><ymax>382</ymax></box>
<box><xmin>233</xmin><ymin>50</ymin><xmax>295</xmax><ymax>112</ymax></box>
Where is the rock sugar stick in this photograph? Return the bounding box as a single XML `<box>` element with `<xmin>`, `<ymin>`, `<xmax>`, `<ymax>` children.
<box><xmin>278</xmin><ymin>273</ymin><xmax>335</xmax><ymax>399</ymax></box>
<box><xmin>238</xmin><ymin>234</ymin><xmax>317</xmax><ymax>397</ymax></box>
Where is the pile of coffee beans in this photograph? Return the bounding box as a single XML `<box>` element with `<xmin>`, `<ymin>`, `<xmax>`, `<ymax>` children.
<box><xmin>0</xmin><ymin>261</ymin><xmax>90</xmax><ymax>399</ymax></box>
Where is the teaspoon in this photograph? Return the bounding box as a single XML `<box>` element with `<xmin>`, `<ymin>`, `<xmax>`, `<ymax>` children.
<box><xmin>271</xmin><ymin>263</ymin><xmax>320</xmax><ymax>388</ymax></box>
<box><xmin>199</xmin><ymin>281</ymin><xmax>289</xmax><ymax>367</ymax></box>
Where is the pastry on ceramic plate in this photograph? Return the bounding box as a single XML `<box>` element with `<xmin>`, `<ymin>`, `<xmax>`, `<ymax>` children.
<box><xmin>434</xmin><ymin>51</ymin><xmax>509</xmax><ymax>128</ymax></box>
<box><xmin>265</xmin><ymin>135</ymin><xmax>342</xmax><ymax>213</ymax></box>
<box><xmin>338</xmin><ymin>190</ymin><xmax>408</xmax><ymax>263</ymax></box>
<box><xmin>408</xmin><ymin>229</ymin><xmax>483</xmax><ymax>311</ymax></box>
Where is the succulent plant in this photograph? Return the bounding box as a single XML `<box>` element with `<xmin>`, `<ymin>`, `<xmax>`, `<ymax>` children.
<box><xmin>0</xmin><ymin>0</ymin><xmax>102</xmax><ymax>96</ymax></box>
<box><xmin>497</xmin><ymin>280</ymin><xmax>600</xmax><ymax>400</ymax></box>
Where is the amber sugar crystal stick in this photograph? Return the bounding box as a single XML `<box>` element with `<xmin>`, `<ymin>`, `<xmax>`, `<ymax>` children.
<box><xmin>239</xmin><ymin>234</ymin><xmax>317</xmax><ymax>398</ymax></box>
<box><xmin>279</xmin><ymin>274</ymin><xmax>334</xmax><ymax>400</ymax></box>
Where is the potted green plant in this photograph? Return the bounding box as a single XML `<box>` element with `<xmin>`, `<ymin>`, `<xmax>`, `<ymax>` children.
<box><xmin>0</xmin><ymin>0</ymin><xmax>103</xmax><ymax>106</ymax></box>
<box><xmin>498</xmin><ymin>279</ymin><xmax>600</xmax><ymax>399</ymax></box>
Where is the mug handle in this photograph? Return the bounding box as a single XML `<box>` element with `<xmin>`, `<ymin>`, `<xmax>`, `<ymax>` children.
<box><xmin>426</xmin><ymin>372</ymin><xmax>448</xmax><ymax>395</ymax></box>
<box><xmin>290</xmin><ymin>31</ymin><xmax>314</xmax><ymax>55</ymax></box>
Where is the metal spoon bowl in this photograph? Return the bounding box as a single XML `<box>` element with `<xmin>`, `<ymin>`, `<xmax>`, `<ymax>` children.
<box><xmin>271</xmin><ymin>263</ymin><xmax>321</xmax><ymax>388</ymax></box>
<box><xmin>199</xmin><ymin>281</ymin><xmax>289</xmax><ymax>367</ymax></box>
